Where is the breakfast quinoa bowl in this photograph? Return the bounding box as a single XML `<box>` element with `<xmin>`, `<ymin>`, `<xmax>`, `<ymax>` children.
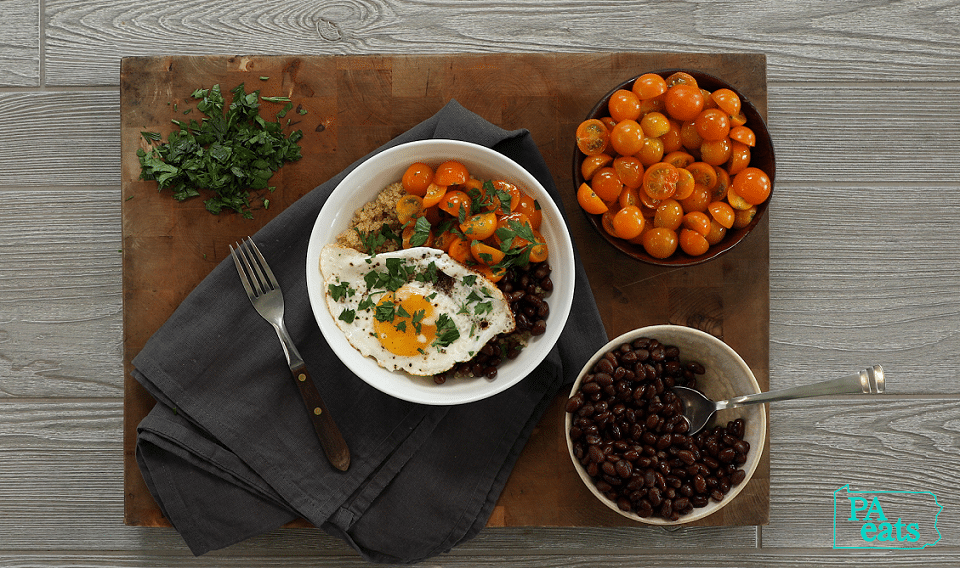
<box><xmin>324</xmin><ymin>162</ymin><xmax>555</xmax><ymax>384</ymax></box>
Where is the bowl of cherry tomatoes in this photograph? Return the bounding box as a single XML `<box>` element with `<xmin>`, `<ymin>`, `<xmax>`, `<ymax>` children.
<box><xmin>573</xmin><ymin>70</ymin><xmax>775</xmax><ymax>266</ymax></box>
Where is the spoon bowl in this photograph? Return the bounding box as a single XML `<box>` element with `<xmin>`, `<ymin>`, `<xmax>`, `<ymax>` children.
<box><xmin>675</xmin><ymin>365</ymin><xmax>885</xmax><ymax>435</ymax></box>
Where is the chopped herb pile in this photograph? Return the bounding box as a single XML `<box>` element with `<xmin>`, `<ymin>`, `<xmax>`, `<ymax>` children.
<box><xmin>137</xmin><ymin>83</ymin><xmax>304</xmax><ymax>219</ymax></box>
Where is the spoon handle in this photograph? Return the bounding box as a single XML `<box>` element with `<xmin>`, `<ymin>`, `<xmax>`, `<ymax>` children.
<box><xmin>718</xmin><ymin>365</ymin><xmax>884</xmax><ymax>410</ymax></box>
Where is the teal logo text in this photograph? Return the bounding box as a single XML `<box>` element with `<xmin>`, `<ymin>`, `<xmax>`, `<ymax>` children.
<box><xmin>833</xmin><ymin>484</ymin><xmax>942</xmax><ymax>549</ymax></box>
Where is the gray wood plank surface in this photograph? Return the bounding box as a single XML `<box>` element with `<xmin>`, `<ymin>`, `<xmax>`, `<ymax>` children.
<box><xmin>0</xmin><ymin>0</ymin><xmax>39</xmax><ymax>87</ymax></box>
<box><xmin>2</xmin><ymin>0</ymin><xmax>960</xmax><ymax>565</ymax></box>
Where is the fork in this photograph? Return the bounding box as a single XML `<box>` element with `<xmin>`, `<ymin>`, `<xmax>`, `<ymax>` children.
<box><xmin>230</xmin><ymin>237</ymin><xmax>350</xmax><ymax>471</ymax></box>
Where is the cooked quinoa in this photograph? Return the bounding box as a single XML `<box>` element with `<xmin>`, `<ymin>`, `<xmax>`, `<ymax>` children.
<box><xmin>335</xmin><ymin>181</ymin><xmax>405</xmax><ymax>253</ymax></box>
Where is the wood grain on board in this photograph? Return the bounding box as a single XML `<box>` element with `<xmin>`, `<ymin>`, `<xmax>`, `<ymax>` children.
<box><xmin>121</xmin><ymin>52</ymin><xmax>770</xmax><ymax>528</ymax></box>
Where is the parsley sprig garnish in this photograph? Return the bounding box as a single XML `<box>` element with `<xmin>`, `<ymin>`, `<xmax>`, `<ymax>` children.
<box><xmin>137</xmin><ymin>83</ymin><xmax>304</xmax><ymax>219</ymax></box>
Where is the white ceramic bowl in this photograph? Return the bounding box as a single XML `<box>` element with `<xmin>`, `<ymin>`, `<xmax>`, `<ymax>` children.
<box><xmin>306</xmin><ymin>139</ymin><xmax>575</xmax><ymax>405</ymax></box>
<box><xmin>565</xmin><ymin>324</ymin><xmax>766</xmax><ymax>524</ymax></box>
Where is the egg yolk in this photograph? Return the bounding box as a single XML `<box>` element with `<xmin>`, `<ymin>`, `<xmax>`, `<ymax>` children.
<box><xmin>373</xmin><ymin>287</ymin><xmax>437</xmax><ymax>357</ymax></box>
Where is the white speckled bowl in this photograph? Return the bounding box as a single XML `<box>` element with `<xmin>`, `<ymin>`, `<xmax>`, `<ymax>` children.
<box><xmin>306</xmin><ymin>139</ymin><xmax>575</xmax><ymax>406</ymax></box>
<box><xmin>565</xmin><ymin>324</ymin><xmax>766</xmax><ymax>524</ymax></box>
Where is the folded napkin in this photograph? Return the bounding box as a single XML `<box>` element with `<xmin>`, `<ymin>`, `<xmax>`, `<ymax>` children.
<box><xmin>133</xmin><ymin>100</ymin><xmax>607</xmax><ymax>563</ymax></box>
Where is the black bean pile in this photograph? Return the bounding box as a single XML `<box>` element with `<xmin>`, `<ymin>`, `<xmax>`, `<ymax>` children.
<box><xmin>566</xmin><ymin>337</ymin><xmax>751</xmax><ymax>521</ymax></box>
<box><xmin>434</xmin><ymin>261</ymin><xmax>553</xmax><ymax>384</ymax></box>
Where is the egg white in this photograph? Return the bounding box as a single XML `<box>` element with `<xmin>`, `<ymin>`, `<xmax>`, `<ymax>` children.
<box><xmin>319</xmin><ymin>245</ymin><xmax>516</xmax><ymax>376</ymax></box>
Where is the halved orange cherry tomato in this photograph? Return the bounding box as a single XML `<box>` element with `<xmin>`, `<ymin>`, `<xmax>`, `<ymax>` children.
<box><xmin>642</xmin><ymin>162</ymin><xmax>680</xmax><ymax>200</ymax></box>
<box><xmin>433</xmin><ymin>229</ymin><xmax>458</xmax><ymax>253</ymax></box>
<box><xmin>726</xmin><ymin>184</ymin><xmax>752</xmax><ymax>210</ymax></box>
<box><xmin>731</xmin><ymin>167</ymin><xmax>771</xmax><ymax>205</ymax></box>
<box><xmin>637</xmin><ymin>137</ymin><xmax>665</xmax><ymax>167</ymax></box>
<box><xmin>713</xmin><ymin>166</ymin><xmax>731</xmax><ymax>202</ymax></box>
<box><xmin>422</xmin><ymin>182</ymin><xmax>447</xmax><ymax>208</ymax></box>
<box><xmin>402</xmin><ymin>162</ymin><xmax>434</xmax><ymax>196</ymax></box>
<box><xmin>695</xmin><ymin>108</ymin><xmax>731</xmax><ymax>141</ymax></box>
<box><xmin>529</xmin><ymin>230</ymin><xmax>548</xmax><ymax>263</ymax></box>
<box><xmin>515</xmin><ymin>192</ymin><xmax>542</xmax><ymax>229</ymax></box>
<box><xmin>438</xmin><ymin>190</ymin><xmax>471</xmax><ymax>219</ymax></box>
<box><xmin>727</xmin><ymin>141</ymin><xmax>751</xmax><ymax>175</ymax></box>
<box><xmin>665</xmin><ymin>71</ymin><xmax>698</xmax><ymax>89</ymax></box>
<box><xmin>679</xmin><ymin>186</ymin><xmax>710</xmax><ymax>213</ymax></box>
<box><xmin>610</xmin><ymin>119</ymin><xmax>646</xmax><ymax>156</ymax></box>
<box><xmin>495</xmin><ymin>212</ymin><xmax>533</xmax><ymax>249</ymax></box>
<box><xmin>470</xmin><ymin>240</ymin><xmax>505</xmax><ymax>266</ymax></box>
<box><xmin>680</xmin><ymin>121</ymin><xmax>704</xmax><ymax>152</ymax></box>
<box><xmin>434</xmin><ymin>160</ymin><xmax>469</xmax><ymax>186</ymax></box>
<box><xmin>686</xmin><ymin>162</ymin><xmax>718</xmax><ymax>193</ymax></box>
<box><xmin>460</xmin><ymin>211</ymin><xmax>498</xmax><ymax>240</ymax></box>
<box><xmin>679</xmin><ymin>228</ymin><xmax>710</xmax><ymax>256</ymax></box>
<box><xmin>448</xmin><ymin>237</ymin><xmax>472</xmax><ymax>264</ymax></box>
<box><xmin>581</xmin><ymin>153</ymin><xmax>613</xmax><ymax>181</ymax></box>
<box><xmin>654</xmin><ymin>199</ymin><xmax>683</xmax><ymax>231</ymax></box>
<box><xmin>674</xmin><ymin>168</ymin><xmax>696</xmax><ymax>200</ymax></box>
<box><xmin>711</xmin><ymin>88</ymin><xmax>741</xmax><ymax>116</ymax></box>
<box><xmin>576</xmin><ymin>119</ymin><xmax>610</xmax><ymax>156</ymax></box>
<box><xmin>663</xmin><ymin>150</ymin><xmax>696</xmax><ymax>169</ymax></box>
<box><xmin>708</xmin><ymin>201</ymin><xmax>735</xmax><ymax>229</ymax></box>
<box><xmin>488</xmin><ymin>180</ymin><xmax>522</xmax><ymax>214</ymax></box>
<box><xmin>618</xmin><ymin>186</ymin><xmax>641</xmax><ymax>209</ymax></box>
<box><xmin>733</xmin><ymin>206</ymin><xmax>758</xmax><ymax>229</ymax></box>
<box><xmin>664</xmin><ymin>84</ymin><xmax>704</xmax><ymax>122</ymax></box>
<box><xmin>612</xmin><ymin>205</ymin><xmax>645</xmax><ymax>240</ymax></box>
<box><xmin>661</xmin><ymin>119</ymin><xmax>683</xmax><ymax>153</ymax></box>
<box><xmin>591</xmin><ymin>167</ymin><xmax>624</xmax><ymax>202</ymax></box>
<box><xmin>396</xmin><ymin>194</ymin><xmax>424</xmax><ymax>224</ymax></box>
<box><xmin>601</xmin><ymin>209</ymin><xmax>618</xmax><ymax>238</ymax></box>
<box><xmin>608</xmin><ymin>89</ymin><xmax>642</xmax><ymax>122</ymax></box>
<box><xmin>640</xmin><ymin>112</ymin><xmax>670</xmax><ymax>138</ymax></box>
<box><xmin>638</xmin><ymin>95</ymin><xmax>666</xmax><ymax>114</ymax></box>
<box><xmin>641</xmin><ymin>228</ymin><xmax>678</xmax><ymax>259</ymax></box>
<box><xmin>632</xmin><ymin>73</ymin><xmax>668</xmax><ymax>100</ymax></box>
<box><xmin>700</xmin><ymin>89</ymin><xmax>717</xmax><ymax>109</ymax></box>
<box><xmin>700</xmin><ymin>138</ymin><xmax>732</xmax><ymax>166</ymax></box>
<box><xmin>682</xmin><ymin>211</ymin><xmax>712</xmax><ymax>236</ymax></box>
<box><xmin>729</xmin><ymin>125</ymin><xmax>756</xmax><ymax>147</ymax></box>
<box><xmin>402</xmin><ymin>223</ymin><xmax>433</xmax><ymax>249</ymax></box>
<box><xmin>613</xmin><ymin>156</ymin><xmax>644</xmax><ymax>188</ymax></box>
<box><xmin>577</xmin><ymin>182</ymin><xmax>609</xmax><ymax>215</ymax></box>
<box><xmin>705</xmin><ymin>220</ymin><xmax>727</xmax><ymax>245</ymax></box>
<box><xmin>473</xmin><ymin>263</ymin><xmax>506</xmax><ymax>283</ymax></box>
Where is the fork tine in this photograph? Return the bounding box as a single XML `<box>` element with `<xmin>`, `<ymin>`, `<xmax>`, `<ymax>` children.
<box><xmin>244</xmin><ymin>237</ymin><xmax>279</xmax><ymax>290</ymax></box>
<box><xmin>239</xmin><ymin>238</ymin><xmax>272</xmax><ymax>295</ymax></box>
<box><xmin>235</xmin><ymin>240</ymin><xmax>266</xmax><ymax>297</ymax></box>
<box><xmin>229</xmin><ymin>243</ymin><xmax>258</xmax><ymax>299</ymax></box>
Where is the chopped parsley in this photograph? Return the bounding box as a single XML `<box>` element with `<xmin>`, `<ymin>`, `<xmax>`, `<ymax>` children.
<box><xmin>432</xmin><ymin>313</ymin><xmax>460</xmax><ymax>348</ymax></box>
<box><xmin>409</xmin><ymin>216</ymin><xmax>432</xmax><ymax>247</ymax></box>
<box><xmin>338</xmin><ymin>309</ymin><xmax>356</xmax><ymax>324</ymax></box>
<box><xmin>327</xmin><ymin>281</ymin><xmax>353</xmax><ymax>302</ymax></box>
<box><xmin>357</xmin><ymin>223</ymin><xmax>401</xmax><ymax>255</ymax></box>
<box><xmin>137</xmin><ymin>83</ymin><xmax>304</xmax><ymax>219</ymax></box>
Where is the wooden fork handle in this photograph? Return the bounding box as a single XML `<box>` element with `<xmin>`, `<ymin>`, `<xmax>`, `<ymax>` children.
<box><xmin>289</xmin><ymin>364</ymin><xmax>351</xmax><ymax>471</ymax></box>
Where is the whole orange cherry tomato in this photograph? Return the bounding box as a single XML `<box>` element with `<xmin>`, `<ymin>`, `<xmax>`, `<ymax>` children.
<box><xmin>402</xmin><ymin>162</ymin><xmax>434</xmax><ymax>196</ymax></box>
<box><xmin>612</xmin><ymin>205</ymin><xmax>645</xmax><ymax>240</ymax></box>
<box><xmin>711</xmin><ymin>88</ymin><xmax>742</xmax><ymax>116</ymax></box>
<box><xmin>591</xmin><ymin>167</ymin><xmax>624</xmax><ymax>202</ymax></box>
<box><xmin>515</xmin><ymin>192</ymin><xmax>542</xmax><ymax>229</ymax></box>
<box><xmin>632</xmin><ymin>73</ymin><xmax>668</xmax><ymax>99</ymax></box>
<box><xmin>694</xmin><ymin>108</ymin><xmax>731</xmax><ymax>141</ymax></box>
<box><xmin>679</xmin><ymin>228</ymin><xmax>710</xmax><ymax>256</ymax></box>
<box><xmin>610</xmin><ymin>119</ymin><xmax>645</xmax><ymax>156</ymax></box>
<box><xmin>664</xmin><ymin>84</ymin><xmax>704</xmax><ymax>122</ymax></box>
<box><xmin>434</xmin><ymin>160</ymin><xmax>469</xmax><ymax>186</ymax></box>
<box><xmin>731</xmin><ymin>167</ymin><xmax>771</xmax><ymax>205</ymax></box>
<box><xmin>608</xmin><ymin>89</ymin><xmax>642</xmax><ymax>122</ymax></box>
<box><xmin>613</xmin><ymin>156</ymin><xmax>644</xmax><ymax>188</ymax></box>
<box><xmin>641</xmin><ymin>228</ymin><xmax>678</xmax><ymax>259</ymax></box>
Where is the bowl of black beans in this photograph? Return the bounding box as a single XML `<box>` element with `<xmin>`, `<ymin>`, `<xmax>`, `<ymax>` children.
<box><xmin>565</xmin><ymin>324</ymin><xmax>766</xmax><ymax>524</ymax></box>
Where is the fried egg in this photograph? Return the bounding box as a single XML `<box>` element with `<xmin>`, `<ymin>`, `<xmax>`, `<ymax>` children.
<box><xmin>319</xmin><ymin>244</ymin><xmax>516</xmax><ymax>376</ymax></box>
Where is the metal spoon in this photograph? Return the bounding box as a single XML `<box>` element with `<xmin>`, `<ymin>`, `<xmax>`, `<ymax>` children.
<box><xmin>673</xmin><ymin>365</ymin><xmax>885</xmax><ymax>435</ymax></box>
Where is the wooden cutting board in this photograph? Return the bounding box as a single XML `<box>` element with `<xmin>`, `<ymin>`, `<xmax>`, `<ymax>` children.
<box><xmin>121</xmin><ymin>52</ymin><xmax>769</xmax><ymax>528</ymax></box>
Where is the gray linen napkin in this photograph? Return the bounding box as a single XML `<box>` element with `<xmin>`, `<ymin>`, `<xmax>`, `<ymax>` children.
<box><xmin>133</xmin><ymin>100</ymin><xmax>607</xmax><ymax>563</ymax></box>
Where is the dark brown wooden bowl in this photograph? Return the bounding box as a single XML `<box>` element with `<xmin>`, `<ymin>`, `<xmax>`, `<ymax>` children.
<box><xmin>572</xmin><ymin>69</ymin><xmax>776</xmax><ymax>267</ymax></box>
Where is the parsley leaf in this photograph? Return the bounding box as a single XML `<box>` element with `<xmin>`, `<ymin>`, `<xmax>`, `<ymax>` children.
<box><xmin>432</xmin><ymin>313</ymin><xmax>460</xmax><ymax>348</ymax></box>
<box><xmin>327</xmin><ymin>281</ymin><xmax>353</xmax><ymax>302</ymax></box>
<box><xmin>338</xmin><ymin>309</ymin><xmax>356</xmax><ymax>324</ymax></box>
<box><xmin>409</xmin><ymin>216</ymin><xmax>432</xmax><ymax>247</ymax></box>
